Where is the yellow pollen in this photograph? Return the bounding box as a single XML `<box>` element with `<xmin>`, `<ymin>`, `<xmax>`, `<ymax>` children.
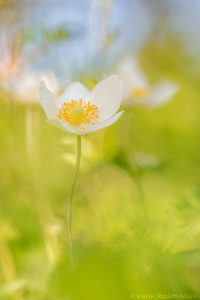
<box><xmin>132</xmin><ymin>87</ymin><xmax>149</xmax><ymax>98</ymax></box>
<box><xmin>57</xmin><ymin>99</ymin><xmax>99</xmax><ymax>129</ymax></box>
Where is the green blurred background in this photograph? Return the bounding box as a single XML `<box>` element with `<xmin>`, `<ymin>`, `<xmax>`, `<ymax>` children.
<box><xmin>0</xmin><ymin>0</ymin><xmax>200</xmax><ymax>299</ymax></box>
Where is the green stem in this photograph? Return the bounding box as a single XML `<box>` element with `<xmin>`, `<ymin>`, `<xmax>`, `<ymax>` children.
<box><xmin>67</xmin><ymin>135</ymin><xmax>81</xmax><ymax>257</ymax></box>
<box><xmin>135</xmin><ymin>176</ymin><xmax>148</xmax><ymax>221</ymax></box>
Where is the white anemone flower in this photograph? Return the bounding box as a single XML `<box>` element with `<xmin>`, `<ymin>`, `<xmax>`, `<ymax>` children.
<box><xmin>117</xmin><ymin>57</ymin><xmax>179</xmax><ymax>108</ymax></box>
<box><xmin>40</xmin><ymin>75</ymin><xmax>124</xmax><ymax>255</ymax></box>
<box><xmin>39</xmin><ymin>75</ymin><xmax>124</xmax><ymax>135</ymax></box>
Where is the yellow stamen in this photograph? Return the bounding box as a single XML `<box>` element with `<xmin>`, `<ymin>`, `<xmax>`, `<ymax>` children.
<box><xmin>57</xmin><ymin>99</ymin><xmax>99</xmax><ymax>129</ymax></box>
<box><xmin>132</xmin><ymin>87</ymin><xmax>149</xmax><ymax>98</ymax></box>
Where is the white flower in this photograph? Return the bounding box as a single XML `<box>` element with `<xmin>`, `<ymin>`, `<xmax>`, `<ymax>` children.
<box><xmin>39</xmin><ymin>75</ymin><xmax>124</xmax><ymax>135</ymax></box>
<box><xmin>130</xmin><ymin>152</ymin><xmax>161</xmax><ymax>170</ymax></box>
<box><xmin>117</xmin><ymin>57</ymin><xmax>179</xmax><ymax>108</ymax></box>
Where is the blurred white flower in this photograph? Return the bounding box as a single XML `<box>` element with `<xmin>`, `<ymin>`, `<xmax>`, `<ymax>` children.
<box><xmin>40</xmin><ymin>75</ymin><xmax>124</xmax><ymax>135</ymax></box>
<box><xmin>13</xmin><ymin>70</ymin><xmax>60</xmax><ymax>105</ymax></box>
<box><xmin>130</xmin><ymin>152</ymin><xmax>161</xmax><ymax>170</ymax></box>
<box><xmin>87</xmin><ymin>0</ymin><xmax>114</xmax><ymax>58</ymax></box>
<box><xmin>117</xmin><ymin>56</ymin><xmax>179</xmax><ymax>108</ymax></box>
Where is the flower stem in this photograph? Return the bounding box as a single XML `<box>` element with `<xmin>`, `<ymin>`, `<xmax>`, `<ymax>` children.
<box><xmin>67</xmin><ymin>135</ymin><xmax>81</xmax><ymax>258</ymax></box>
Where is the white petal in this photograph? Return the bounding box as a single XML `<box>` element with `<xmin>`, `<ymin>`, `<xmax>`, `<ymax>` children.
<box><xmin>89</xmin><ymin>75</ymin><xmax>123</xmax><ymax>120</ymax></box>
<box><xmin>118</xmin><ymin>56</ymin><xmax>149</xmax><ymax>97</ymax></box>
<box><xmin>39</xmin><ymin>81</ymin><xmax>57</xmax><ymax>119</ymax></box>
<box><xmin>39</xmin><ymin>71</ymin><xmax>60</xmax><ymax>94</ymax></box>
<box><xmin>129</xmin><ymin>80</ymin><xmax>179</xmax><ymax>108</ymax></box>
<box><xmin>48</xmin><ymin>119</ymin><xmax>83</xmax><ymax>135</ymax></box>
<box><xmin>83</xmin><ymin>111</ymin><xmax>124</xmax><ymax>134</ymax></box>
<box><xmin>48</xmin><ymin>111</ymin><xmax>123</xmax><ymax>136</ymax></box>
<box><xmin>56</xmin><ymin>82</ymin><xmax>89</xmax><ymax>107</ymax></box>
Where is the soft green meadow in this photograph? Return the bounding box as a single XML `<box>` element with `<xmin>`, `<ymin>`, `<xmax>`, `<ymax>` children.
<box><xmin>1</xmin><ymin>0</ymin><xmax>200</xmax><ymax>297</ymax></box>
<box><xmin>0</xmin><ymin>43</ymin><xmax>200</xmax><ymax>300</ymax></box>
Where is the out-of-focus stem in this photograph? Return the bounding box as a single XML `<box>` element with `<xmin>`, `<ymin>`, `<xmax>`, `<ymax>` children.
<box><xmin>25</xmin><ymin>105</ymin><xmax>33</xmax><ymax>161</ymax></box>
<box><xmin>0</xmin><ymin>238</ymin><xmax>16</xmax><ymax>282</ymax></box>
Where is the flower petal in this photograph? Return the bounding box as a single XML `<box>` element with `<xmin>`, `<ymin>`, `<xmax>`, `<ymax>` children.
<box><xmin>130</xmin><ymin>80</ymin><xmax>179</xmax><ymax>108</ymax></box>
<box><xmin>40</xmin><ymin>71</ymin><xmax>60</xmax><ymax>94</ymax></box>
<box><xmin>48</xmin><ymin>119</ymin><xmax>82</xmax><ymax>135</ymax></box>
<box><xmin>84</xmin><ymin>111</ymin><xmax>124</xmax><ymax>134</ymax></box>
<box><xmin>118</xmin><ymin>56</ymin><xmax>149</xmax><ymax>99</ymax></box>
<box><xmin>89</xmin><ymin>75</ymin><xmax>123</xmax><ymax>120</ymax></box>
<box><xmin>56</xmin><ymin>82</ymin><xmax>90</xmax><ymax>107</ymax></box>
<box><xmin>39</xmin><ymin>81</ymin><xmax>57</xmax><ymax>119</ymax></box>
<box><xmin>48</xmin><ymin>111</ymin><xmax>123</xmax><ymax>135</ymax></box>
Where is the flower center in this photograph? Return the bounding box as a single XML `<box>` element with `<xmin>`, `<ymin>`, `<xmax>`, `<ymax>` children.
<box><xmin>57</xmin><ymin>99</ymin><xmax>99</xmax><ymax>128</ymax></box>
<box><xmin>132</xmin><ymin>87</ymin><xmax>149</xmax><ymax>98</ymax></box>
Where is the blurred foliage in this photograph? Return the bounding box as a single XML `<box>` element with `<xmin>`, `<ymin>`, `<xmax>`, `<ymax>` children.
<box><xmin>43</xmin><ymin>27</ymin><xmax>70</xmax><ymax>44</ymax></box>
<box><xmin>0</xmin><ymin>2</ymin><xmax>200</xmax><ymax>300</ymax></box>
<box><xmin>0</xmin><ymin>46</ymin><xmax>200</xmax><ymax>299</ymax></box>
<box><xmin>0</xmin><ymin>0</ymin><xmax>22</xmax><ymax>9</ymax></box>
<box><xmin>21</xmin><ymin>26</ymin><xmax>72</xmax><ymax>43</ymax></box>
